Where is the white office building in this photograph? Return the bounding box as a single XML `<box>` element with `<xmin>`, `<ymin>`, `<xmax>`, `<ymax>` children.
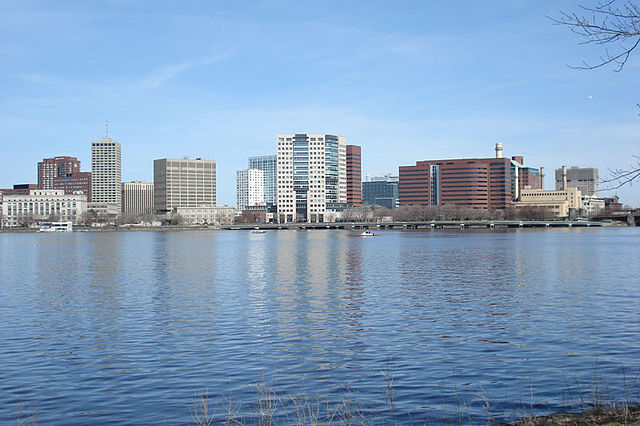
<box><xmin>248</xmin><ymin>155</ymin><xmax>277</xmax><ymax>206</ymax></box>
<box><xmin>276</xmin><ymin>133</ymin><xmax>347</xmax><ymax>223</ymax></box>
<box><xmin>91</xmin><ymin>137</ymin><xmax>122</xmax><ymax>215</ymax></box>
<box><xmin>237</xmin><ymin>169</ymin><xmax>265</xmax><ymax>210</ymax></box>
<box><xmin>1</xmin><ymin>190</ymin><xmax>87</xmax><ymax>227</ymax></box>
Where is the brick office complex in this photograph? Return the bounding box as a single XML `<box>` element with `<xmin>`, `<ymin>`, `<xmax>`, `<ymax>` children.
<box><xmin>38</xmin><ymin>156</ymin><xmax>92</xmax><ymax>201</ymax></box>
<box><xmin>399</xmin><ymin>143</ymin><xmax>542</xmax><ymax>209</ymax></box>
<box><xmin>346</xmin><ymin>145</ymin><xmax>362</xmax><ymax>206</ymax></box>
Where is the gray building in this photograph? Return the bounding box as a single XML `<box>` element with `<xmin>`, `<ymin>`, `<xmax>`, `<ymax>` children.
<box><xmin>555</xmin><ymin>166</ymin><xmax>598</xmax><ymax>196</ymax></box>
<box><xmin>154</xmin><ymin>158</ymin><xmax>216</xmax><ymax>214</ymax></box>
<box><xmin>248</xmin><ymin>155</ymin><xmax>277</xmax><ymax>206</ymax></box>
<box><xmin>122</xmin><ymin>181</ymin><xmax>154</xmax><ymax>217</ymax></box>
<box><xmin>362</xmin><ymin>175</ymin><xmax>399</xmax><ymax>209</ymax></box>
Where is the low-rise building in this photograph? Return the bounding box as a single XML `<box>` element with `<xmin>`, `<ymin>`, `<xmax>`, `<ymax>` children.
<box><xmin>514</xmin><ymin>187</ymin><xmax>582</xmax><ymax>217</ymax></box>
<box><xmin>1</xmin><ymin>189</ymin><xmax>87</xmax><ymax>227</ymax></box>
<box><xmin>175</xmin><ymin>206</ymin><xmax>235</xmax><ymax>225</ymax></box>
<box><xmin>580</xmin><ymin>195</ymin><xmax>605</xmax><ymax>216</ymax></box>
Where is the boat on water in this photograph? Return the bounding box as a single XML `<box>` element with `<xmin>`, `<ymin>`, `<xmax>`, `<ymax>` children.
<box><xmin>37</xmin><ymin>221</ymin><xmax>73</xmax><ymax>232</ymax></box>
<box><xmin>251</xmin><ymin>229</ymin><xmax>266</xmax><ymax>234</ymax></box>
<box><xmin>353</xmin><ymin>230</ymin><xmax>380</xmax><ymax>237</ymax></box>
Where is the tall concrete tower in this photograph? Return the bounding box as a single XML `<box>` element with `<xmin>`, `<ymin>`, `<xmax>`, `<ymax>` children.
<box><xmin>91</xmin><ymin>137</ymin><xmax>122</xmax><ymax>215</ymax></box>
<box><xmin>495</xmin><ymin>142</ymin><xmax>503</xmax><ymax>159</ymax></box>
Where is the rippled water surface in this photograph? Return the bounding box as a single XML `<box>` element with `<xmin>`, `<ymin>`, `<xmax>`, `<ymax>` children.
<box><xmin>1</xmin><ymin>228</ymin><xmax>639</xmax><ymax>424</ymax></box>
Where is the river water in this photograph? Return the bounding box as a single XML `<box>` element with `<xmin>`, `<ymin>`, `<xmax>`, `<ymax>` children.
<box><xmin>1</xmin><ymin>228</ymin><xmax>638</xmax><ymax>424</ymax></box>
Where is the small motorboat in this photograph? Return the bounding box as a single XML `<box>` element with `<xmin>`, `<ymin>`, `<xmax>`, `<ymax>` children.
<box><xmin>251</xmin><ymin>229</ymin><xmax>266</xmax><ymax>234</ymax></box>
<box><xmin>353</xmin><ymin>230</ymin><xmax>380</xmax><ymax>237</ymax></box>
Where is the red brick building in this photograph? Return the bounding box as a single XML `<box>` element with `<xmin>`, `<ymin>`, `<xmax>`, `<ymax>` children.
<box><xmin>346</xmin><ymin>145</ymin><xmax>362</xmax><ymax>206</ymax></box>
<box><xmin>399</xmin><ymin>145</ymin><xmax>541</xmax><ymax>209</ymax></box>
<box><xmin>38</xmin><ymin>156</ymin><xmax>91</xmax><ymax>201</ymax></box>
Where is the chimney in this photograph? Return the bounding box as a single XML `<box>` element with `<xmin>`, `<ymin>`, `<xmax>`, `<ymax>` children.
<box><xmin>495</xmin><ymin>142</ymin><xmax>503</xmax><ymax>159</ymax></box>
<box><xmin>540</xmin><ymin>167</ymin><xmax>545</xmax><ymax>190</ymax></box>
<box><xmin>562</xmin><ymin>165</ymin><xmax>567</xmax><ymax>190</ymax></box>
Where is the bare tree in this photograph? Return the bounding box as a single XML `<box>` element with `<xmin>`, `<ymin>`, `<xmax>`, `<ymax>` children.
<box><xmin>550</xmin><ymin>0</ymin><xmax>640</xmax><ymax>72</ymax></box>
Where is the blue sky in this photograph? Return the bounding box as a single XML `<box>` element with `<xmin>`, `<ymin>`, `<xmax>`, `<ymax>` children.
<box><xmin>1</xmin><ymin>0</ymin><xmax>639</xmax><ymax>206</ymax></box>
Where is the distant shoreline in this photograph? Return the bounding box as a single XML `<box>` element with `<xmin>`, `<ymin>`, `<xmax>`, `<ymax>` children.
<box><xmin>0</xmin><ymin>220</ymin><xmax>631</xmax><ymax>233</ymax></box>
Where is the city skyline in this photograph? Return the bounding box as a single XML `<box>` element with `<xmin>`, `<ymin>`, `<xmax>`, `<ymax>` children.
<box><xmin>1</xmin><ymin>1</ymin><xmax>639</xmax><ymax>206</ymax></box>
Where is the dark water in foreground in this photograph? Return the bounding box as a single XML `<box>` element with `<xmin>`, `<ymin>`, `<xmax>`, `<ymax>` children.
<box><xmin>1</xmin><ymin>228</ymin><xmax>639</xmax><ymax>424</ymax></box>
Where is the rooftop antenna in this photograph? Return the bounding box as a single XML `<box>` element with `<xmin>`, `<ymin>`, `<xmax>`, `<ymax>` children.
<box><xmin>105</xmin><ymin>120</ymin><xmax>109</xmax><ymax>138</ymax></box>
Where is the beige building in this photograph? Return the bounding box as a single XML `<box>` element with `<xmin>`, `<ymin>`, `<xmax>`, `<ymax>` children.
<box><xmin>154</xmin><ymin>158</ymin><xmax>216</xmax><ymax>214</ymax></box>
<box><xmin>122</xmin><ymin>181</ymin><xmax>154</xmax><ymax>217</ymax></box>
<box><xmin>175</xmin><ymin>206</ymin><xmax>235</xmax><ymax>225</ymax></box>
<box><xmin>515</xmin><ymin>187</ymin><xmax>582</xmax><ymax>217</ymax></box>
<box><xmin>91</xmin><ymin>137</ymin><xmax>121</xmax><ymax>213</ymax></box>
<box><xmin>1</xmin><ymin>190</ymin><xmax>87</xmax><ymax>227</ymax></box>
<box><xmin>277</xmin><ymin>133</ymin><xmax>347</xmax><ymax>223</ymax></box>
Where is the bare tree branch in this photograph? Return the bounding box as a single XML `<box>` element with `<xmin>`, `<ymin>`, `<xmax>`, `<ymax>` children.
<box><xmin>549</xmin><ymin>0</ymin><xmax>640</xmax><ymax>71</ymax></box>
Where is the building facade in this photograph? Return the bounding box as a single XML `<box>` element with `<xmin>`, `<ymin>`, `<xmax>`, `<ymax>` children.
<box><xmin>346</xmin><ymin>145</ymin><xmax>362</xmax><ymax>206</ymax></box>
<box><xmin>276</xmin><ymin>133</ymin><xmax>346</xmax><ymax>223</ymax></box>
<box><xmin>555</xmin><ymin>166</ymin><xmax>598</xmax><ymax>196</ymax></box>
<box><xmin>362</xmin><ymin>175</ymin><xmax>399</xmax><ymax>209</ymax></box>
<box><xmin>175</xmin><ymin>206</ymin><xmax>235</xmax><ymax>225</ymax></box>
<box><xmin>248</xmin><ymin>155</ymin><xmax>277</xmax><ymax>206</ymax></box>
<box><xmin>514</xmin><ymin>187</ymin><xmax>582</xmax><ymax>217</ymax></box>
<box><xmin>1</xmin><ymin>184</ymin><xmax>38</xmax><ymax>196</ymax></box>
<box><xmin>91</xmin><ymin>137</ymin><xmax>121</xmax><ymax>213</ymax></box>
<box><xmin>398</xmin><ymin>144</ymin><xmax>541</xmax><ymax>209</ymax></box>
<box><xmin>38</xmin><ymin>156</ymin><xmax>92</xmax><ymax>200</ymax></box>
<box><xmin>1</xmin><ymin>189</ymin><xmax>87</xmax><ymax>227</ymax></box>
<box><xmin>237</xmin><ymin>169</ymin><xmax>265</xmax><ymax>210</ymax></box>
<box><xmin>122</xmin><ymin>181</ymin><xmax>154</xmax><ymax>217</ymax></box>
<box><xmin>154</xmin><ymin>158</ymin><xmax>217</xmax><ymax>214</ymax></box>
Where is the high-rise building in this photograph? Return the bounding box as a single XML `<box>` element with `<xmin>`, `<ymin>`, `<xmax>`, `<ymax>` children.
<box><xmin>362</xmin><ymin>175</ymin><xmax>399</xmax><ymax>209</ymax></box>
<box><xmin>38</xmin><ymin>156</ymin><xmax>92</xmax><ymax>201</ymax></box>
<box><xmin>153</xmin><ymin>158</ymin><xmax>216</xmax><ymax>214</ymax></box>
<box><xmin>276</xmin><ymin>133</ymin><xmax>346</xmax><ymax>223</ymax></box>
<box><xmin>555</xmin><ymin>166</ymin><xmax>598</xmax><ymax>196</ymax></box>
<box><xmin>237</xmin><ymin>169</ymin><xmax>265</xmax><ymax>210</ymax></box>
<box><xmin>91</xmin><ymin>137</ymin><xmax>121</xmax><ymax>214</ymax></box>
<box><xmin>122</xmin><ymin>181</ymin><xmax>154</xmax><ymax>217</ymax></box>
<box><xmin>346</xmin><ymin>145</ymin><xmax>362</xmax><ymax>206</ymax></box>
<box><xmin>248</xmin><ymin>155</ymin><xmax>277</xmax><ymax>206</ymax></box>
<box><xmin>398</xmin><ymin>144</ymin><xmax>541</xmax><ymax>209</ymax></box>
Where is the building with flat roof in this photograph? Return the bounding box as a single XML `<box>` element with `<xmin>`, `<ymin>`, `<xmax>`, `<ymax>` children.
<box><xmin>276</xmin><ymin>133</ymin><xmax>346</xmax><ymax>223</ymax></box>
<box><xmin>514</xmin><ymin>187</ymin><xmax>582</xmax><ymax>217</ymax></box>
<box><xmin>122</xmin><ymin>181</ymin><xmax>154</xmax><ymax>217</ymax></box>
<box><xmin>362</xmin><ymin>175</ymin><xmax>399</xmax><ymax>209</ymax></box>
<box><xmin>154</xmin><ymin>157</ymin><xmax>216</xmax><ymax>214</ymax></box>
<box><xmin>399</xmin><ymin>143</ymin><xmax>542</xmax><ymax>209</ymax></box>
<box><xmin>91</xmin><ymin>137</ymin><xmax>121</xmax><ymax>212</ymax></box>
<box><xmin>237</xmin><ymin>169</ymin><xmax>265</xmax><ymax>210</ymax></box>
<box><xmin>38</xmin><ymin>156</ymin><xmax>92</xmax><ymax>201</ymax></box>
<box><xmin>175</xmin><ymin>206</ymin><xmax>235</xmax><ymax>225</ymax></box>
<box><xmin>248</xmin><ymin>155</ymin><xmax>277</xmax><ymax>206</ymax></box>
<box><xmin>346</xmin><ymin>145</ymin><xmax>362</xmax><ymax>206</ymax></box>
<box><xmin>1</xmin><ymin>189</ymin><xmax>87</xmax><ymax>227</ymax></box>
<box><xmin>555</xmin><ymin>166</ymin><xmax>598</xmax><ymax>197</ymax></box>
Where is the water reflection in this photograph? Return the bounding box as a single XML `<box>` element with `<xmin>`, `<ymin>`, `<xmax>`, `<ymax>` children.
<box><xmin>0</xmin><ymin>228</ymin><xmax>638</xmax><ymax>424</ymax></box>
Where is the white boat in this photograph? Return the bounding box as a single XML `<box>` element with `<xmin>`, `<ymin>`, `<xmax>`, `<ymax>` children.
<box><xmin>251</xmin><ymin>229</ymin><xmax>266</xmax><ymax>234</ymax></box>
<box><xmin>38</xmin><ymin>221</ymin><xmax>73</xmax><ymax>232</ymax></box>
<box><xmin>353</xmin><ymin>230</ymin><xmax>380</xmax><ymax>237</ymax></box>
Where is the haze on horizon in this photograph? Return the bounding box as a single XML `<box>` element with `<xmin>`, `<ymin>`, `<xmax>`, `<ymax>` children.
<box><xmin>1</xmin><ymin>0</ymin><xmax>639</xmax><ymax>206</ymax></box>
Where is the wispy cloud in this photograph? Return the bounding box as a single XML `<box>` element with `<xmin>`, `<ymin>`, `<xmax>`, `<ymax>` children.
<box><xmin>139</xmin><ymin>53</ymin><xmax>231</xmax><ymax>89</ymax></box>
